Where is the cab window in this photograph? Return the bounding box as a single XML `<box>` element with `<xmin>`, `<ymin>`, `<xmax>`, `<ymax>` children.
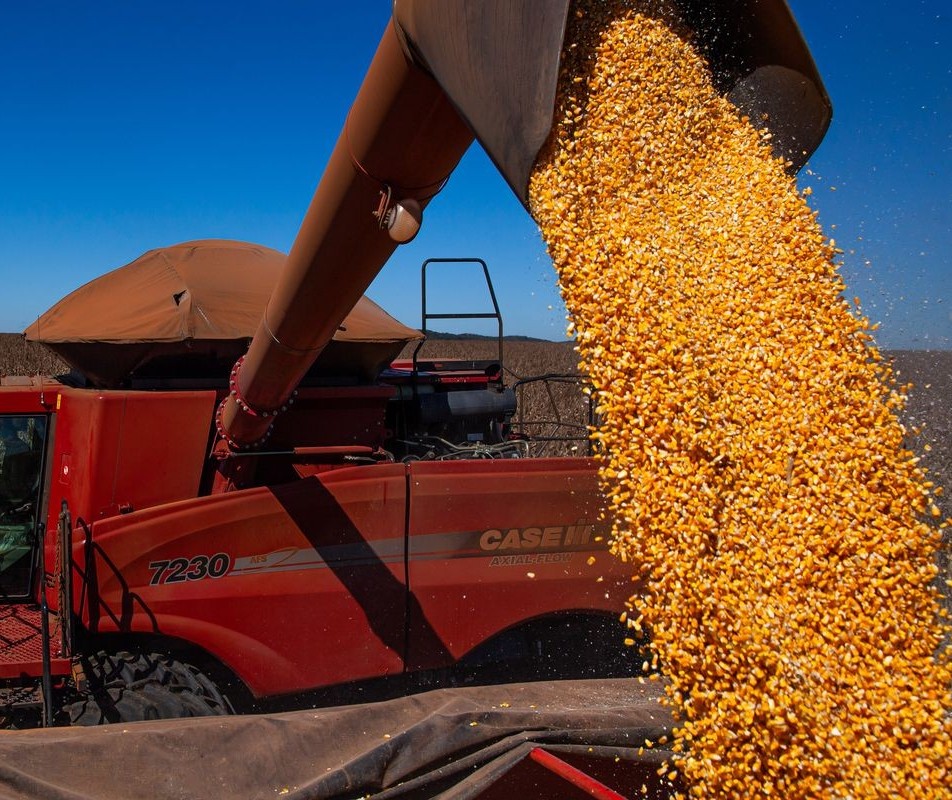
<box><xmin>0</xmin><ymin>415</ymin><xmax>47</xmax><ymax>597</ymax></box>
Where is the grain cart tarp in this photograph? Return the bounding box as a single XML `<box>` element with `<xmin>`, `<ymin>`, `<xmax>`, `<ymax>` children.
<box><xmin>0</xmin><ymin>679</ymin><xmax>677</xmax><ymax>799</ymax></box>
<box><xmin>23</xmin><ymin>239</ymin><xmax>422</xmax><ymax>386</ymax></box>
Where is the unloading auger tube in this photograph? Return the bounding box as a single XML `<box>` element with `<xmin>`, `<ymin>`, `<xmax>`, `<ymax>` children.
<box><xmin>217</xmin><ymin>0</ymin><xmax>831</xmax><ymax>449</ymax></box>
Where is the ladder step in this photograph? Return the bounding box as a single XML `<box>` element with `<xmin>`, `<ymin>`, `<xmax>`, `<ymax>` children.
<box><xmin>0</xmin><ymin>604</ymin><xmax>70</xmax><ymax>679</ymax></box>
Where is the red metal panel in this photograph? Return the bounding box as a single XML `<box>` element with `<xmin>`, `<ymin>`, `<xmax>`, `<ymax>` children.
<box><xmin>76</xmin><ymin>463</ymin><xmax>408</xmax><ymax>698</ymax></box>
<box><xmin>405</xmin><ymin>458</ymin><xmax>633</xmax><ymax>670</ymax></box>
<box><xmin>40</xmin><ymin>387</ymin><xmax>215</xmax><ymax>617</ymax></box>
<box><xmin>104</xmin><ymin>390</ymin><xmax>215</xmax><ymax>517</ymax></box>
<box><xmin>0</xmin><ymin>379</ymin><xmax>56</xmax><ymax>414</ymax></box>
<box><xmin>46</xmin><ymin>387</ymin><xmax>215</xmax><ymax>525</ymax></box>
<box><xmin>527</xmin><ymin>748</ymin><xmax>628</xmax><ymax>800</ymax></box>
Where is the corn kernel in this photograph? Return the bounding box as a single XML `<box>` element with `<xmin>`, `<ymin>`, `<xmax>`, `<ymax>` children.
<box><xmin>529</xmin><ymin>1</ymin><xmax>952</xmax><ymax>797</ymax></box>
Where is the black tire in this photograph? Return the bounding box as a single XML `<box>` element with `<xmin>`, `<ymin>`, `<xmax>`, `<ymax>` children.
<box><xmin>68</xmin><ymin>651</ymin><xmax>231</xmax><ymax>725</ymax></box>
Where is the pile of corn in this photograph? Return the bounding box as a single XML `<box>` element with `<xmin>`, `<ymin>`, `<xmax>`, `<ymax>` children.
<box><xmin>528</xmin><ymin>1</ymin><xmax>952</xmax><ymax>796</ymax></box>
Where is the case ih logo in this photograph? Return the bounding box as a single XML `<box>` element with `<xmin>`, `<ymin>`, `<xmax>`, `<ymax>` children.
<box><xmin>478</xmin><ymin>523</ymin><xmax>597</xmax><ymax>552</ymax></box>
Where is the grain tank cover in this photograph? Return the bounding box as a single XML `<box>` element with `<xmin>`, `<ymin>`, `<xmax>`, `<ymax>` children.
<box><xmin>24</xmin><ymin>239</ymin><xmax>421</xmax><ymax>387</ymax></box>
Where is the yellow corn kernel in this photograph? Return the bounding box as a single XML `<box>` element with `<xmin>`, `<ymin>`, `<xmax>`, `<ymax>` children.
<box><xmin>529</xmin><ymin>1</ymin><xmax>952</xmax><ymax>797</ymax></box>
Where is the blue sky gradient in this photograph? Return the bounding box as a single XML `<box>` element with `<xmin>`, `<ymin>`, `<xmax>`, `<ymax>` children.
<box><xmin>0</xmin><ymin>2</ymin><xmax>948</xmax><ymax>347</ymax></box>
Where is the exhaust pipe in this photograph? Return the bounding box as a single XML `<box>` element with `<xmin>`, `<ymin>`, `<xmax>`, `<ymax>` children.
<box><xmin>218</xmin><ymin>0</ymin><xmax>830</xmax><ymax>450</ymax></box>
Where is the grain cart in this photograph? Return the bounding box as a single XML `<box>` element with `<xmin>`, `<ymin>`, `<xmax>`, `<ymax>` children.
<box><xmin>0</xmin><ymin>0</ymin><xmax>828</xmax><ymax>731</ymax></box>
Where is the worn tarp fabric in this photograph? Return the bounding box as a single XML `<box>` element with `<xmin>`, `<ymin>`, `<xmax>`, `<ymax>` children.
<box><xmin>23</xmin><ymin>240</ymin><xmax>422</xmax><ymax>386</ymax></box>
<box><xmin>0</xmin><ymin>679</ymin><xmax>675</xmax><ymax>800</ymax></box>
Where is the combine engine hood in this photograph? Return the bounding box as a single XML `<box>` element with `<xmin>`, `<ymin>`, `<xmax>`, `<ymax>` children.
<box><xmin>218</xmin><ymin>0</ymin><xmax>830</xmax><ymax>449</ymax></box>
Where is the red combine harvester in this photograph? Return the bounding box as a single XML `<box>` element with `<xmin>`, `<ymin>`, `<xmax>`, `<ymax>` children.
<box><xmin>0</xmin><ymin>1</ymin><xmax>828</xmax><ymax>792</ymax></box>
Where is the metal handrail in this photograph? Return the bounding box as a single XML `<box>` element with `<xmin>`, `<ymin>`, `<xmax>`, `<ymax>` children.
<box><xmin>412</xmin><ymin>258</ymin><xmax>504</xmax><ymax>374</ymax></box>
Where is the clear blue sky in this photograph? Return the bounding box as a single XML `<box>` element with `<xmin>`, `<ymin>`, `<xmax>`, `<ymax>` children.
<box><xmin>0</xmin><ymin>2</ymin><xmax>948</xmax><ymax>348</ymax></box>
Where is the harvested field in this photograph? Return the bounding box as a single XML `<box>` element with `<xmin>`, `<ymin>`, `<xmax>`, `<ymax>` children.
<box><xmin>0</xmin><ymin>333</ymin><xmax>68</xmax><ymax>377</ymax></box>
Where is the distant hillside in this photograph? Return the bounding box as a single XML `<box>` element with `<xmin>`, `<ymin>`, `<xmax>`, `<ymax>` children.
<box><xmin>423</xmin><ymin>331</ymin><xmax>561</xmax><ymax>343</ymax></box>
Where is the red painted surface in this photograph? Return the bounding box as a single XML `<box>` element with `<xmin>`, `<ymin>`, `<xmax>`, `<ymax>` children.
<box><xmin>406</xmin><ymin>458</ymin><xmax>630</xmax><ymax>669</ymax></box>
<box><xmin>465</xmin><ymin>746</ymin><xmax>668</xmax><ymax>800</ymax></box>
<box><xmin>39</xmin><ymin>387</ymin><xmax>215</xmax><ymax>611</ymax></box>
<box><xmin>77</xmin><ymin>464</ymin><xmax>408</xmax><ymax>697</ymax></box>
<box><xmin>528</xmin><ymin>748</ymin><xmax>629</xmax><ymax>800</ymax></box>
<box><xmin>3</xmin><ymin>377</ymin><xmax>628</xmax><ymax>704</ymax></box>
<box><xmin>48</xmin><ymin>388</ymin><xmax>215</xmax><ymax>521</ymax></box>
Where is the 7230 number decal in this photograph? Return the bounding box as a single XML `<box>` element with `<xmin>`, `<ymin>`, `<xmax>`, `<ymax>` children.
<box><xmin>148</xmin><ymin>553</ymin><xmax>231</xmax><ymax>586</ymax></box>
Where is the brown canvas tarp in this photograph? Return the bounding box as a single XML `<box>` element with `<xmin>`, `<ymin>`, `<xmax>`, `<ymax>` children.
<box><xmin>24</xmin><ymin>240</ymin><xmax>422</xmax><ymax>386</ymax></box>
<box><xmin>0</xmin><ymin>679</ymin><xmax>676</xmax><ymax>800</ymax></box>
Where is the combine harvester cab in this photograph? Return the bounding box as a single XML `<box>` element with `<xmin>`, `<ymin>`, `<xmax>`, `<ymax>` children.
<box><xmin>0</xmin><ymin>1</ymin><xmax>829</xmax><ymax>797</ymax></box>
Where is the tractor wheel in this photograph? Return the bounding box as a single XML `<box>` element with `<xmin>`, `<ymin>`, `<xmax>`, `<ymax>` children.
<box><xmin>68</xmin><ymin>651</ymin><xmax>231</xmax><ymax>725</ymax></box>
